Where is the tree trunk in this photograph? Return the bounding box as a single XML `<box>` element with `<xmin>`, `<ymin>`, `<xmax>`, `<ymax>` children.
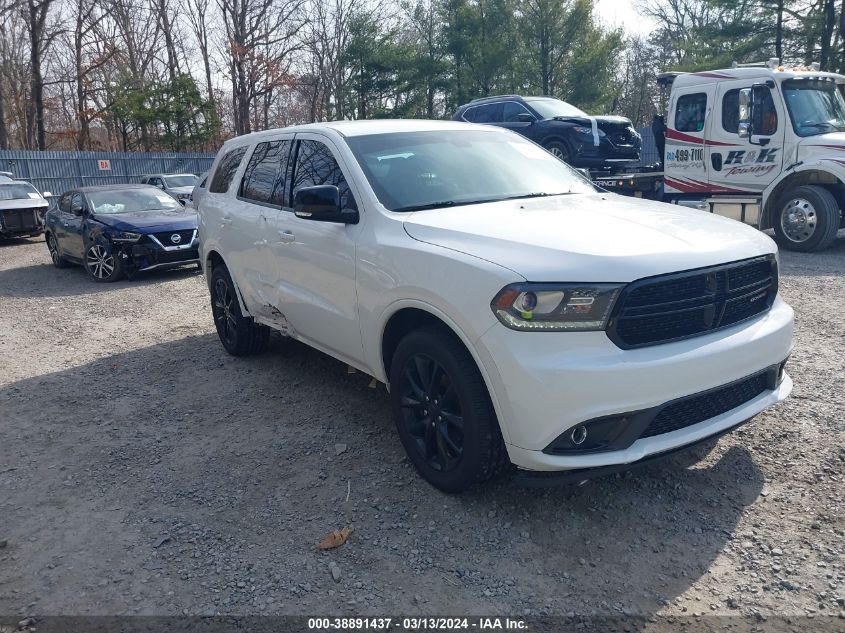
<box><xmin>775</xmin><ymin>0</ymin><xmax>783</xmax><ymax>62</ymax></box>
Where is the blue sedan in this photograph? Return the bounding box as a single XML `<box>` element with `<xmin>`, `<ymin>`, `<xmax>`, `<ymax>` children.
<box><xmin>44</xmin><ymin>184</ymin><xmax>199</xmax><ymax>282</ymax></box>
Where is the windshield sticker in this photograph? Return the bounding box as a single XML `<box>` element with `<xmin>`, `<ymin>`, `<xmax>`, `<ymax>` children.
<box><xmin>27</xmin><ymin>192</ymin><xmax>41</xmax><ymax>199</ymax></box>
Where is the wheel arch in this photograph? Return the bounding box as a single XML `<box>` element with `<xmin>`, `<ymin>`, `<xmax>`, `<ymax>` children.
<box><xmin>379</xmin><ymin>303</ymin><xmax>512</xmax><ymax>444</ymax></box>
<box><xmin>762</xmin><ymin>166</ymin><xmax>845</xmax><ymax>230</ymax></box>
<box><xmin>205</xmin><ymin>249</ymin><xmax>252</xmax><ymax>316</ymax></box>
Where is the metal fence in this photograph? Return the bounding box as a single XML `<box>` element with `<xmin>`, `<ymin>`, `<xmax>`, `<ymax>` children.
<box><xmin>634</xmin><ymin>126</ymin><xmax>661</xmax><ymax>167</ymax></box>
<box><xmin>0</xmin><ymin>150</ymin><xmax>216</xmax><ymax>199</ymax></box>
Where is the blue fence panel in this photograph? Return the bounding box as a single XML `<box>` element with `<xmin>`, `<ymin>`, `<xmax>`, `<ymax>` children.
<box><xmin>0</xmin><ymin>150</ymin><xmax>216</xmax><ymax>198</ymax></box>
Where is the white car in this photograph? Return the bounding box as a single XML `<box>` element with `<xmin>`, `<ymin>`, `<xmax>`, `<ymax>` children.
<box><xmin>198</xmin><ymin>120</ymin><xmax>794</xmax><ymax>492</ymax></box>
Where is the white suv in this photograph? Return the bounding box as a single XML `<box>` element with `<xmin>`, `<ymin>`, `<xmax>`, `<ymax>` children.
<box><xmin>198</xmin><ymin>120</ymin><xmax>794</xmax><ymax>492</ymax></box>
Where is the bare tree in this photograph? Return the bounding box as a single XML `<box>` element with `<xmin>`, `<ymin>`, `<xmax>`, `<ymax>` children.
<box><xmin>185</xmin><ymin>0</ymin><xmax>215</xmax><ymax>105</ymax></box>
<box><xmin>218</xmin><ymin>0</ymin><xmax>305</xmax><ymax>134</ymax></box>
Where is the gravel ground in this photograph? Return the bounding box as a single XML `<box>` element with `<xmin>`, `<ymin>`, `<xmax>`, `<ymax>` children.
<box><xmin>0</xmin><ymin>235</ymin><xmax>843</xmax><ymax>620</ymax></box>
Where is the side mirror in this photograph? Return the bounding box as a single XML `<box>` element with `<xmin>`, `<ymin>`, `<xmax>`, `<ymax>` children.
<box><xmin>738</xmin><ymin>88</ymin><xmax>752</xmax><ymax>138</ymax></box>
<box><xmin>516</xmin><ymin>113</ymin><xmax>535</xmax><ymax>123</ymax></box>
<box><xmin>293</xmin><ymin>185</ymin><xmax>358</xmax><ymax>224</ymax></box>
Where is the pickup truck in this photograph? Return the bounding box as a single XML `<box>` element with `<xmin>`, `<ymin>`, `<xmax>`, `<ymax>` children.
<box><xmin>198</xmin><ymin>120</ymin><xmax>793</xmax><ymax>492</ymax></box>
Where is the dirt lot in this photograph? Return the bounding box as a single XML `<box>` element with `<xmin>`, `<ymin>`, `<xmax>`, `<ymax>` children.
<box><xmin>0</xmin><ymin>235</ymin><xmax>843</xmax><ymax>621</ymax></box>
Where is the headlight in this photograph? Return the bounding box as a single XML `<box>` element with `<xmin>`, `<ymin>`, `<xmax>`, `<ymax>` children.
<box><xmin>572</xmin><ymin>126</ymin><xmax>605</xmax><ymax>137</ymax></box>
<box><xmin>109</xmin><ymin>231</ymin><xmax>142</xmax><ymax>242</ymax></box>
<box><xmin>491</xmin><ymin>283</ymin><xmax>624</xmax><ymax>331</ymax></box>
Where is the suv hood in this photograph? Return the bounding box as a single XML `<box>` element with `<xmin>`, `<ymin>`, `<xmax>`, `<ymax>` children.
<box><xmin>552</xmin><ymin>114</ymin><xmax>633</xmax><ymax>128</ymax></box>
<box><xmin>167</xmin><ymin>186</ymin><xmax>194</xmax><ymax>196</ymax></box>
<box><xmin>94</xmin><ymin>209</ymin><xmax>197</xmax><ymax>233</ymax></box>
<box><xmin>402</xmin><ymin>194</ymin><xmax>776</xmax><ymax>283</ymax></box>
<box><xmin>0</xmin><ymin>198</ymin><xmax>48</xmax><ymax>210</ymax></box>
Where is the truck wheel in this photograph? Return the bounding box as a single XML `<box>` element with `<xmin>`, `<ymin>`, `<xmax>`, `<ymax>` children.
<box><xmin>85</xmin><ymin>243</ymin><xmax>124</xmax><ymax>282</ymax></box>
<box><xmin>389</xmin><ymin>328</ymin><xmax>509</xmax><ymax>493</ymax></box>
<box><xmin>546</xmin><ymin>140</ymin><xmax>572</xmax><ymax>164</ymax></box>
<box><xmin>209</xmin><ymin>265</ymin><xmax>269</xmax><ymax>356</ymax></box>
<box><xmin>773</xmin><ymin>185</ymin><xmax>841</xmax><ymax>252</ymax></box>
<box><xmin>46</xmin><ymin>233</ymin><xmax>68</xmax><ymax>268</ymax></box>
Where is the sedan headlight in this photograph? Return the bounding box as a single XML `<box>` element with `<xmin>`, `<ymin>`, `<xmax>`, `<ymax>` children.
<box><xmin>491</xmin><ymin>283</ymin><xmax>624</xmax><ymax>331</ymax></box>
<box><xmin>109</xmin><ymin>230</ymin><xmax>142</xmax><ymax>243</ymax></box>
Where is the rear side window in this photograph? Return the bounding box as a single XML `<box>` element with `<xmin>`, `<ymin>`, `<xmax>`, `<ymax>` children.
<box><xmin>239</xmin><ymin>140</ymin><xmax>292</xmax><ymax>206</ymax></box>
<box><xmin>292</xmin><ymin>140</ymin><xmax>356</xmax><ymax>210</ymax></box>
<box><xmin>209</xmin><ymin>147</ymin><xmax>247</xmax><ymax>194</ymax></box>
<box><xmin>472</xmin><ymin>103</ymin><xmax>503</xmax><ymax>123</ymax></box>
<box><xmin>675</xmin><ymin>93</ymin><xmax>707</xmax><ymax>132</ymax></box>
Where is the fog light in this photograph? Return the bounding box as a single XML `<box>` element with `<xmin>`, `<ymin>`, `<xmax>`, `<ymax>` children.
<box><xmin>570</xmin><ymin>425</ymin><xmax>588</xmax><ymax>445</ymax></box>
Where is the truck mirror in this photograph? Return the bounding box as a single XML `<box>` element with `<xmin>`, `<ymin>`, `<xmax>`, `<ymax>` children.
<box><xmin>738</xmin><ymin>88</ymin><xmax>752</xmax><ymax>138</ymax></box>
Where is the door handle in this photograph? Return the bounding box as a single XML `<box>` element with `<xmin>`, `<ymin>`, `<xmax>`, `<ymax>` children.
<box><xmin>221</xmin><ymin>216</ymin><xmax>233</xmax><ymax>227</ymax></box>
<box><xmin>278</xmin><ymin>230</ymin><xmax>295</xmax><ymax>243</ymax></box>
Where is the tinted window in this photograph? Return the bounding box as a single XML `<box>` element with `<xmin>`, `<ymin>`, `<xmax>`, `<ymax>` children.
<box><xmin>472</xmin><ymin>103</ymin><xmax>503</xmax><ymax>123</ymax></box>
<box><xmin>502</xmin><ymin>102</ymin><xmax>533</xmax><ymax>122</ymax></box>
<box><xmin>209</xmin><ymin>147</ymin><xmax>247</xmax><ymax>194</ymax></box>
<box><xmin>752</xmin><ymin>89</ymin><xmax>778</xmax><ymax>136</ymax></box>
<box><xmin>675</xmin><ymin>93</ymin><xmax>707</xmax><ymax>132</ymax></box>
<box><xmin>292</xmin><ymin>140</ymin><xmax>356</xmax><ymax>210</ymax></box>
<box><xmin>722</xmin><ymin>89</ymin><xmax>740</xmax><ymax>133</ymax></box>
<box><xmin>240</xmin><ymin>140</ymin><xmax>291</xmax><ymax>206</ymax></box>
<box><xmin>723</xmin><ymin>88</ymin><xmax>778</xmax><ymax>135</ymax></box>
<box><xmin>71</xmin><ymin>193</ymin><xmax>85</xmax><ymax>211</ymax></box>
<box><xmin>59</xmin><ymin>194</ymin><xmax>72</xmax><ymax>213</ymax></box>
<box><xmin>524</xmin><ymin>98</ymin><xmax>586</xmax><ymax>118</ymax></box>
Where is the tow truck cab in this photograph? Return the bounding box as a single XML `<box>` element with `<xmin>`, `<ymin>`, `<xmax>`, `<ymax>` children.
<box><xmin>605</xmin><ymin>60</ymin><xmax>845</xmax><ymax>252</ymax></box>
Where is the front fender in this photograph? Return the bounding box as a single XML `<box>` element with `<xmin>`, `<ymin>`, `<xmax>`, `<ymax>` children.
<box><xmin>761</xmin><ymin>159</ymin><xmax>845</xmax><ymax>227</ymax></box>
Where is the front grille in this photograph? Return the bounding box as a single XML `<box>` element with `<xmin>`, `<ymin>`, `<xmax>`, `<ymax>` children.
<box><xmin>640</xmin><ymin>371</ymin><xmax>770</xmax><ymax>439</ymax></box>
<box><xmin>152</xmin><ymin>229</ymin><xmax>195</xmax><ymax>247</ymax></box>
<box><xmin>156</xmin><ymin>248</ymin><xmax>199</xmax><ymax>264</ymax></box>
<box><xmin>608</xmin><ymin>256</ymin><xmax>777</xmax><ymax>348</ymax></box>
<box><xmin>0</xmin><ymin>208</ymin><xmax>40</xmax><ymax>232</ymax></box>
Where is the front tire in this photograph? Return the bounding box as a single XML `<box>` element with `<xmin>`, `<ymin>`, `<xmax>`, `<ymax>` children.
<box><xmin>773</xmin><ymin>185</ymin><xmax>841</xmax><ymax>252</ymax></box>
<box><xmin>209</xmin><ymin>265</ymin><xmax>269</xmax><ymax>356</ymax></box>
<box><xmin>85</xmin><ymin>243</ymin><xmax>123</xmax><ymax>282</ymax></box>
<box><xmin>389</xmin><ymin>328</ymin><xmax>509</xmax><ymax>493</ymax></box>
<box><xmin>46</xmin><ymin>233</ymin><xmax>68</xmax><ymax>268</ymax></box>
<box><xmin>546</xmin><ymin>140</ymin><xmax>572</xmax><ymax>164</ymax></box>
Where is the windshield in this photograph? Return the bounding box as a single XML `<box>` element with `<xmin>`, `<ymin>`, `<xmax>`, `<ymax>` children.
<box><xmin>782</xmin><ymin>78</ymin><xmax>845</xmax><ymax>136</ymax></box>
<box><xmin>88</xmin><ymin>188</ymin><xmax>182</xmax><ymax>214</ymax></box>
<box><xmin>346</xmin><ymin>128</ymin><xmax>596</xmax><ymax>212</ymax></box>
<box><xmin>0</xmin><ymin>182</ymin><xmax>41</xmax><ymax>201</ymax></box>
<box><xmin>525</xmin><ymin>98</ymin><xmax>587</xmax><ymax>119</ymax></box>
<box><xmin>164</xmin><ymin>174</ymin><xmax>198</xmax><ymax>188</ymax></box>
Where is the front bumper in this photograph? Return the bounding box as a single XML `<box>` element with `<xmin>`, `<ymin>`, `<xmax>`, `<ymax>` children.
<box><xmin>0</xmin><ymin>208</ymin><xmax>46</xmax><ymax>236</ymax></box>
<box><xmin>475</xmin><ymin>296</ymin><xmax>794</xmax><ymax>472</ymax></box>
<box><xmin>571</xmin><ymin>136</ymin><xmax>641</xmax><ymax>167</ymax></box>
<box><xmin>118</xmin><ymin>235</ymin><xmax>199</xmax><ymax>272</ymax></box>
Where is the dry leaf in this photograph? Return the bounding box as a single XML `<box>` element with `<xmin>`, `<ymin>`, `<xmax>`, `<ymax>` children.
<box><xmin>317</xmin><ymin>527</ymin><xmax>353</xmax><ymax>550</ymax></box>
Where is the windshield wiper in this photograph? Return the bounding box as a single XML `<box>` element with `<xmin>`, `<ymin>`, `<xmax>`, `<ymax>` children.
<box><xmin>393</xmin><ymin>192</ymin><xmax>573</xmax><ymax>212</ymax></box>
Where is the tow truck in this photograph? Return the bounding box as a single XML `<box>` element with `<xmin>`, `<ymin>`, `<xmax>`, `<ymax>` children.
<box><xmin>594</xmin><ymin>59</ymin><xmax>845</xmax><ymax>252</ymax></box>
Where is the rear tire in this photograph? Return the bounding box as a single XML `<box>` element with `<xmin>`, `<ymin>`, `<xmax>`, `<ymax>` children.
<box><xmin>389</xmin><ymin>327</ymin><xmax>509</xmax><ymax>493</ymax></box>
<box><xmin>46</xmin><ymin>233</ymin><xmax>68</xmax><ymax>268</ymax></box>
<box><xmin>210</xmin><ymin>265</ymin><xmax>269</xmax><ymax>356</ymax></box>
<box><xmin>773</xmin><ymin>185</ymin><xmax>841</xmax><ymax>252</ymax></box>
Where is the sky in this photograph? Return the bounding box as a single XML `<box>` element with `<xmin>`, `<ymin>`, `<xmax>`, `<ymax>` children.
<box><xmin>595</xmin><ymin>0</ymin><xmax>657</xmax><ymax>37</ymax></box>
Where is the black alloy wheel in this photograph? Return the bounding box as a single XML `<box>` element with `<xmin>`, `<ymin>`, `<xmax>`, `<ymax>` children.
<box><xmin>389</xmin><ymin>328</ymin><xmax>509</xmax><ymax>492</ymax></box>
<box><xmin>209</xmin><ymin>265</ymin><xmax>269</xmax><ymax>356</ymax></box>
<box><xmin>398</xmin><ymin>352</ymin><xmax>465</xmax><ymax>473</ymax></box>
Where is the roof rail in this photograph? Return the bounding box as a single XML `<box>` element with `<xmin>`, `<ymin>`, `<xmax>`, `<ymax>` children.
<box><xmin>468</xmin><ymin>94</ymin><xmax>523</xmax><ymax>104</ymax></box>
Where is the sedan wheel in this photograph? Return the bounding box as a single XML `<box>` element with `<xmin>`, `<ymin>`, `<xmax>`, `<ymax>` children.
<box><xmin>46</xmin><ymin>233</ymin><xmax>67</xmax><ymax>268</ymax></box>
<box><xmin>85</xmin><ymin>244</ymin><xmax>123</xmax><ymax>282</ymax></box>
